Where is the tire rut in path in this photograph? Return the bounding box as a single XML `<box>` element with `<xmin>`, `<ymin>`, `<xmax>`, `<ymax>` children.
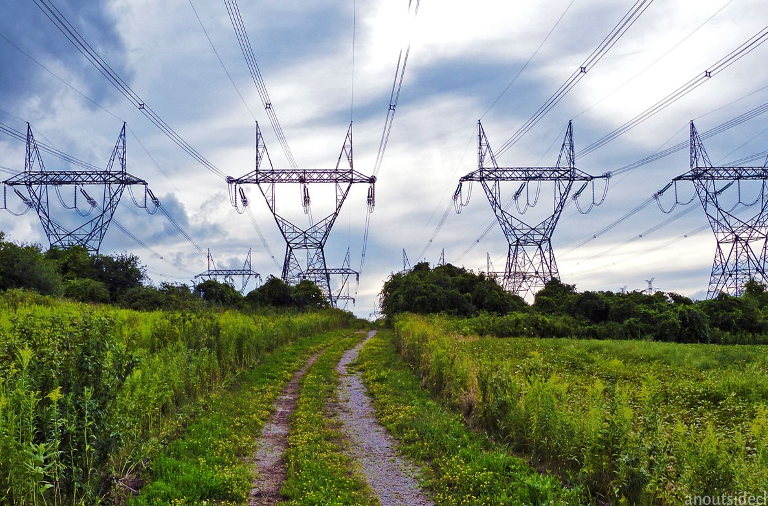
<box><xmin>335</xmin><ymin>330</ymin><xmax>433</xmax><ymax>506</ymax></box>
<box><xmin>248</xmin><ymin>351</ymin><xmax>321</xmax><ymax>505</ymax></box>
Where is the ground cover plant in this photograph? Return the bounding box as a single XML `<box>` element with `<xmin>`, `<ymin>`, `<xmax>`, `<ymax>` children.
<box><xmin>0</xmin><ymin>290</ymin><xmax>355</xmax><ymax>504</ymax></box>
<box><xmin>393</xmin><ymin>314</ymin><xmax>768</xmax><ymax>504</ymax></box>
<box><xmin>280</xmin><ymin>333</ymin><xmax>376</xmax><ymax>505</ymax></box>
<box><xmin>355</xmin><ymin>330</ymin><xmax>579</xmax><ymax>505</ymax></box>
<box><xmin>132</xmin><ymin>329</ymin><xmax>351</xmax><ymax>504</ymax></box>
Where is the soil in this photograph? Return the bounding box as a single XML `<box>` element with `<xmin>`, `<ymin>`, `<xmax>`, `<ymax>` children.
<box><xmin>248</xmin><ymin>351</ymin><xmax>321</xmax><ymax>505</ymax></box>
<box><xmin>334</xmin><ymin>330</ymin><xmax>433</xmax><ymax>506</ymax></box>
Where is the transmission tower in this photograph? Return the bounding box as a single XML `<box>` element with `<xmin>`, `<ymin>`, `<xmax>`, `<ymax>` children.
<box><xmin>483</xmin><ymin>252</ymin><xmax>506</xmax><ymax>283</ymax></box>
<box><xmin>194</xmin><ymin>249</ymin><xmax>261</xmax><ymax>293</ymax></box>
<box><xmin>2</xmin><ymin>123</ymin><xmax>158</xmax><ymax>253</ymax></box>
<box><xmin>438</xmin><ymin>248</ymin><xmax>445</xmax><ymax>266</ymax></box>
<box><xmin>401</xmin><ymin>248</ymin><xmax>411</xmax><ymax>273</ymax></box>
<box><xmin>454</xmin><ymin>121</ymin><xmax>609</xmax><ymax>299</ymax></box>
<box><xmin>656</xmin><ymin>122</ymin><xmax>768</xmax><ymax>297</ymax></box>
<box><xmin>228</xmin><ymin>123</ymin><xmax>375</xmax><ymax>307</ymax></box>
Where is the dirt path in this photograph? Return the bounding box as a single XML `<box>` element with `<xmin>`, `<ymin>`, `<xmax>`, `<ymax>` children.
<box><xmin>335</xmin><ymin>330</ymin><xmax>433</xmax><ymax>506</ymax></box>
<box><xmin>248</xmin><ymin>351</ymin><xmax>321</xmax><ymax>505</ymax></box>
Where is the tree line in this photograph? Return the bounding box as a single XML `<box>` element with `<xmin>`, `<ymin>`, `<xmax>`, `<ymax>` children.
<box><xmin>0</xmin><ymin>231</ymin><xmax>327</xmax><ymax>311</ymax></box>
<box><xmin>380</xmin><ymin>261</ymin><xmax>768</xmax><ymax>343</ymax></box>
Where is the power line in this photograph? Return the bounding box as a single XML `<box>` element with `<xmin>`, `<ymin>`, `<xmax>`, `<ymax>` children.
<box><xmin>223</xmin><ymin>0</ymin><xmax>298</xmax><ymax>169</ymax></box>
<box><xmin>188</xmin><ymin>0</ymin><xmax>258</xmax><ymax>123</ymax></box>
<box><xmin>358</xmin><ymin>0</ymin><xmax>421</xmax><ymax>278</ymax></box>
<box><xmin>495</xmin><ymin>0</ymin><xmax>655</xmax><ymax>157</ymax></box>
<box><xmin>573</xmin><ymin>0</ymin><xmax>736</xmax><ymax>120</ymax></box>
<box><xmin>31</xmin><ymin>0</ymin><xmax>227</xmax><ymax>180</ymax></box>
<box><xmin>372</xmin><ymin>0</ymin><xmax>420</xmax><ymax>178</ymax></box>
<box><xmin>481</xmin><ymin>0</ymin><xmax>578</xmax><ymax>120</ymax></box>
<box><xmin>578</xmin><ymin>25</ymin><xmax>768</xmax><ymax>158</ymax></box>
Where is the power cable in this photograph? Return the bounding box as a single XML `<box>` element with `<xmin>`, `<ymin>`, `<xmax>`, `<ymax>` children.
<box><xmin>358</xmin><ymin>0</ymin><xmax>421</xmax><ymax>277</ymax></box>
<box><xmin>578</xmin><ymin>25</ymin><xmax>768</xmax><ymax>158</ymax></box>
<box><xmin>481</xmin><ymin>0</ymin><xmax>578</xmax><ymax>120</ymax></box>
<box><xmin>188</xmin><ymin>0</ymin><xmax>258</xmax><ymax>123</ymax></box>
<box><xmin>495</xmin><ymin>0</ymin><xmax>655</xmax><ymax>156</ymax></box>
<box><xmin>223</xmin><ymin>0</ymin><xmax>298</xmax><ymax>169</ymax></box>
<box><xmin>573</xmin><ymin>0</ymin><xmax>736</xmax><ymax>120</ymax></box>
<box><xmin>31</xmin><ymin>0</ymin><xmax>227</xmax><ymax>180</ymax></box>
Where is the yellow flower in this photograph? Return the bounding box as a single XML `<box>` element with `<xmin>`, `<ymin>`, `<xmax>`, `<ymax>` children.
<box><xmin>47</xmin><ymin>386</ymin><xmax>63</xmax><ymax>403</ymax></box>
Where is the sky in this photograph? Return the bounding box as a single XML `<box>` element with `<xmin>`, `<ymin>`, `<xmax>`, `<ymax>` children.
<box><xmin>0</xmin><ymin>0</ymin><xmax>767</xmax><ymax>316</ymax></box>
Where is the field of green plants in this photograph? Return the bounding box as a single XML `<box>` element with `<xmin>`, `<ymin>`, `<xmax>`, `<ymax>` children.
<box><xmin>393</xmin><ymin>313</ymin><xmax>768</xmax><ymax>504</ymax></box>
<box><xmin>0</xmin><ymin>289</ymin><xmax>356</xmax><ymax>505</ymax></box>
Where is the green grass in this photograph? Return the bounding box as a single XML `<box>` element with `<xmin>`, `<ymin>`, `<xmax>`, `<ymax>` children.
<box><xmin>394</xmin><ymin>313</ymin><xmax>768</xmax><ymax>504</ymax></box>
<box><xmin>279</xmin><ymin>333</ymin><xmax>377</xmax><ymax>505</ymax></box>
<box><xmin>355</xmin><ymin>330</ymin><xmax>578</xmax><ymax>505</ymax></box>
<box><xmin>129</xmin><ymin>329</ymin><xmax>348</xmax><ymax>504</ymax></box>
<box><xmin>0</xmin><ymin>288</ymin><xmax>355</xmax><ymax>504</ymax></box>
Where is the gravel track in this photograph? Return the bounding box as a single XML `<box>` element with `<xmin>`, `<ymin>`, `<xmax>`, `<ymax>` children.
<box><xmin>248</xmin><ymin>351</ymin><xmax>321</xmax><ymax>505</ymax></box>
<box><xmin>335</xmin><ymin>330</ymin><xmax>433</xmax><ymax>506</ymax></box>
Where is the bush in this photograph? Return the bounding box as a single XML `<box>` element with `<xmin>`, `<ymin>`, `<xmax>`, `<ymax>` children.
<box><xmin>194</xmin><ymin>279</ymin><xmax>243</xmax><ymax>307</ymax></box>
<box><xmin>0</xmin><ymin>235</ymin><xmax>63</xmax><ymax>295</ymax></box>
<box><xmin>64</xmin><ymin>278</ymin><xmax>110</xmax><ymax>303</ymax></box>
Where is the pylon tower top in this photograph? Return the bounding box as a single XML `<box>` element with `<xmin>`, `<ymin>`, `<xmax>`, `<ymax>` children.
<box><xmin>453</xmin><ymin>121</ymin><xmax>609</xmax><ymax>299</ymax></box>
<box><xmin>656</xmin><ymin>121</ymin><xmax>768</xmax><ymax>297</ymax></box>
<box><xmin>2</xmin><ymin>123</ymin><xmax>159</xmax><ymax>253</ymax></box>
<box><xmin>227</xmin><ymin>122</ymin><xmax>373</xmax><ymax>306</ymax></box>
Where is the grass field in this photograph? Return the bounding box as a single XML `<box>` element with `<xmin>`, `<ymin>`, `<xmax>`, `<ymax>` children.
<box><xmin>393</xmin><ymin>313</ymin><xmax>768</xmax><ymax>504</ymax></box>
<box><xmin>0</xmin><ymin>290</ymin><xmax>357</xmax><ymax>505</ymax></box>
<box><xmin>356</xmin><ymin>330</ymin><xmax>578</xmax><ymax>505</ymax></box>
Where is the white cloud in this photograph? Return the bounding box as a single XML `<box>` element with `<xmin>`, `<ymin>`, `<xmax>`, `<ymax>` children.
<box><xmin>1</xmin><ymin>0</ymin><xmax>767</xmax><ymax>315</ymax></box>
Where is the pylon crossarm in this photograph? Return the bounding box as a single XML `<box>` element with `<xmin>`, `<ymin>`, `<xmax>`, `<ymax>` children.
<box><xmin>195</xmin><ymin>269</ymin><xmax>260</xmax><ymax>277</ymax></box>
<box><xmin>458</xmin><ymin>167</ymin><xmax>595</xmax><ymax>183</ymax></box>
<box><xmin>675</xmin><ymin>167</ymin><xmax>768</xmax><ymax>181</ymax></box>
<box><xmin>229</xmin><ymin>168</ymin><xmax>374</xmax><ymax>185</ymax></box>
<box><xmin>3</xmin><ymin>171</ymin><xmax>147</xmax><ymax>186</ymax></box>
<box><xmin>302</xmin><ymin>267</ymin><xmax>359</xmax><ymax>282</ymax></box>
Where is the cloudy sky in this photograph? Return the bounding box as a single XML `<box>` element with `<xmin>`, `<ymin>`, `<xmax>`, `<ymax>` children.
<box><xmin>1</xmin><ymin>0</ymin><xmax>767</xmax><ymax>315</ymax></box>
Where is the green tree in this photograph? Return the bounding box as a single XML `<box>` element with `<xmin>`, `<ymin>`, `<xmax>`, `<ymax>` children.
<box><xmin>93</xmin><ymin>252</ymin><xmax>145</xmax><ymax>302</ymax></box>
<box><xmin>380</xmin><ymin>262</ymin><xmax>526</xmax><ymax>318</ymax></box>
<box><xmin>194</xmin><ymin>279</ymin><xmax>243</xmax><ymax>306</ymax></box>
<box><xmin>64</xmin><ymin>278</ymin><xmax>110</xmax><ymax>303</ymax></box>
<box><xmin>533</xmin><ymin>278</ymin><xmax>577</xmax><ymax>314</ymax></box>
<box><xmin>291</xmin><ymin>280</ymin><xmax>328</xmax><ymax>308</ymax></box>
<box><xmin>45</xmin><ymin>245</ymin><xmax>96</xmax><ymax>280</ymax></box>
<box><xmin>253</xmin><ymin>276</ymin><xmax>293</xmax><ymax>307</ymax></box>
<box><xmin>0</xmin><ymin>233</ymin><xmax>63</xmax><ymax>295</ymax></box>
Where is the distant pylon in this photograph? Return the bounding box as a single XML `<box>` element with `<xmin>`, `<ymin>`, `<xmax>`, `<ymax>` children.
<box><xmin>194</xmin><ymin>248</ymin><xmax>261</xmax><ymax>293</ymax></box>
<box><xmin>401</xmin><ymin>248</ymin><xmax>411</xmax><ymax>273</ymax></box>
<box><xmin>438</xmin><ymin>248</ymin><xmax>445</xmax><ymax>266</ymax></box>
<box><xmin>483</xmin><ymin>252</ymin><xmax>505</xmax><ymax>282</ymax></box>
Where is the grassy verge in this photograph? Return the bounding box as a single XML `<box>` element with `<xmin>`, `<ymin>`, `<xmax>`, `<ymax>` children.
<box><xmin>393</xmin><ymin>313</ymin><xmax>768</xmax><ymax>503</ymax></box>
<box><xmin>280</xmin><ymin>333</ymin><xmax>376</xmax><ymax>505</ymax></box>
<box><xmin>355</xmin><ymin>330</ymin><xmax>578</xmax><ymax>505</ymax></box>
<box><xmin>131</xmin><ymin>329</ymin><xmax>348</xmax><ymax>505</ymax></box>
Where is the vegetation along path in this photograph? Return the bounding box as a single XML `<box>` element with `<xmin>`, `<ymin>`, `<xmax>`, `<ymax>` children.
<box><xmin>335</xmin><ymin>330</ymin><xmax>433</xmax><ymax>506</ymax></box>
<box><xmin>249</xmin><ymin>349</ymin><xmax>325</xmax><ymax>504</ymax></box>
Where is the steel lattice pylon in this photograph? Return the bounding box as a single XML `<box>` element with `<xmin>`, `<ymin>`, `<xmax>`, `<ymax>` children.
<box><xmin>658</xmin><ymin>122</ymin><xmax>768</xmax><ymax>297</ymax></box>
<box><xmin>228</xmin><ymin>123</ymin><xmax>375</xmax><ymax>306</ymax></box>
<box><xmin>194</xmin><ymin>249</ymin><xmax>262</xmax><ymax>293</ymax></box>
<box><xmin>454</xmin><ymin>121</ymin><xmax>608</xmax><ymax>299</ymax></box>
<box><xmin>2</xmin><ymin>123</ymin><xmax>158</xmax><ymax>253</ymax></box>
